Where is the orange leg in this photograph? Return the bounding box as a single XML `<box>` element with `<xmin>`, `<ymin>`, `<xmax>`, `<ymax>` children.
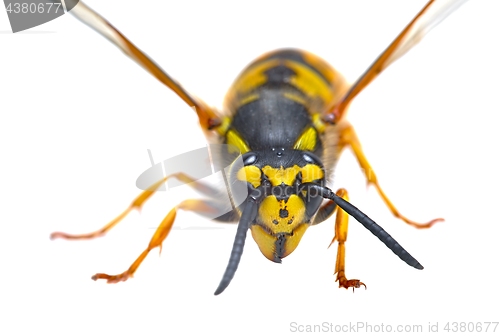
<box><xmin>327</xmin><ymin>188</ymin><xmax>366</xmax><ymax>291</ymax></box>
<box><xmin>50</xmin><ymin>172</ymin><xmax>218</xmax><ymax>240</ymax></box>
<box><xmin>92</xmin><ymin>199</ymin><xmax>220</xmax><ymax>283</ymax></box>
<box><xmin>338</xmin><ymin>123</ymin><xmax>443</xmax><ymax>229</ymax></box>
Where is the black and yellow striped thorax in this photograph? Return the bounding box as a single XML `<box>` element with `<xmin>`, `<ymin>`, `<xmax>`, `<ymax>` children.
<box><xmin>220</xmin><ymin>48</ymin><xmax>347</xmax><ymax>154</ymax></box>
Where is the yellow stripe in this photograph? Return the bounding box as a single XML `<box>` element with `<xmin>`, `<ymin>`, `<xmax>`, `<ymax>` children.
<box><xmin>293</xmin><ymin>126</ymin><xmax>317</xmax><ymax>151</ymax></box>
<box><xmin>237</xmin><ymin>92</ymin><xmax>260</xmax><ymax>107</ymax></box>
<box><xmin>214</xmin><ymin>116</ymin><xmax>231</xmax><ymax>136</ymax></box>
<box><xmin>231</xmin><ymin>59</ymin><xmax>281</xmax><ymax>97</ymax></box>
<box><xmin>302</xmin><ymin>51</ymin><xmax>337</xmax><ymax>84</ymax></box>
<box><xmin>226</xmin><ymin>129</ymin><xmax>250</xmax><ymax>154</ymax></box>
<box><xmin>282</xmin><ymin>91</ymin><xmax>307</xmax><ymax>106</ymax></box>
<box><xmin>237</xmin><ymin>165</ymin><xmax>261</xmax><ymax>188</ymax></box>
<box><xmin>224</xmin><ymin>49</ymin><xmax>348</xmax><ymax>116</ymax></box>
<box><xmin>311</xmin><ymin>113</ymin><xmax>326</xmax><ymax>133</ymax></box>
<box><xmin>284</xmin><ymin>60</ymin><xmax>334</xmax><ymax>108</ymax></box>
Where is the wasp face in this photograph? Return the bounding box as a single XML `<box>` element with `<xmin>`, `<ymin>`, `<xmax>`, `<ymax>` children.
<box><xmin>232</xmin><ymin>149</ymin><xmax>325</xmax><ymax>263</ymax></box>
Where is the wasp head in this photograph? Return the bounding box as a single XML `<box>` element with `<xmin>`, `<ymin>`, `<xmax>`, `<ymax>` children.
<box><xmin>229</xmin><ymin>148</ymin><xmax>325</xmax><ymax>263</ymax></box>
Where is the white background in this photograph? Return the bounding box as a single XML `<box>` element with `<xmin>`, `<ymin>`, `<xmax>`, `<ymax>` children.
<box><xmin>1</xmin><ymin>1</ymin><xmax>499</xmax><ymax>335</ymax></box>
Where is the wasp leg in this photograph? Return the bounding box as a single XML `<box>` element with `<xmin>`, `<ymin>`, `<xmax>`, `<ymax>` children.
<box><xmin>339</xmin><ymin>123</ymin><xmax>443</xmax><ymax>229</ymax></box>
<box><xmin>50</xmin><ymin>172</ymin><xmax>220</xmax><ymax>240</ymax></box>
<box><xmin>326</xmin><ymin>188</ymin><xmax>366</xmax><ymax>291</ymax></box>
<box><xmin>92</xmin><ymin>199</ymin><xmax>226</xmax><ymax>283</ymax></box>
<box><xmin>313</xmin><ymin>191</ymin><xmax>365</xmax><ymax>290</ymax></box>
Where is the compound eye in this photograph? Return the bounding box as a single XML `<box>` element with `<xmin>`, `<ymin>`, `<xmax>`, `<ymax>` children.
<box><xmin>302</xmin><ymin>152</ymin><xmax>322</xmax><ymax>166</ymax></box>
<box><xmin>242</xmin><ymin>152</ymin><xmax>258</xmax><ymax>166</ymax></box>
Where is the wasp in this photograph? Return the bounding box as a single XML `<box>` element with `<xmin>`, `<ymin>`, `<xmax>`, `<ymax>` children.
<box><xmin>50</xmin><ymin>0</ymin><xmax>467</xmax><ymax>295</ymax></box>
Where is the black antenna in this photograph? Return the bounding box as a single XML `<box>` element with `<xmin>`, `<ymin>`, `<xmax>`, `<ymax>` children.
<box><xmin>214</xmin><ymin>186</ymin><xmax>266</xmax><ymax>295</ymax></box>
<box><xmin>305</xmin><ymin>183</ymin><xmax>423</xmax><ymax>270</ymax></box>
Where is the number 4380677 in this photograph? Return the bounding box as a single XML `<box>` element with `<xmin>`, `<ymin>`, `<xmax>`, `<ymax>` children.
<box><xmin>5</xmin><ymin>2</ymin><xmax>62</xmax><ymax>14</ymax></box>
<box><xmin>444</xmin><ymin>322</ymin><xmax>498</xmax><ymax>333</ymax></box>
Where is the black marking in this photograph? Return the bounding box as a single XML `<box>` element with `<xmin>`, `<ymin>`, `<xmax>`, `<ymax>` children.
<box><xmin>264</xmin><ymin>64</ymin><xmax>296</xmax><ymax>84</ymax></box>
<box><xmin>287</xmin><ymin>218</ymin><xmax>294</xmax><ymax>225</ymax></box>
<box><xmin>231</xmin><ymin>92</ymin><xmax>313</xmax><ymax>151</ymax></box>
<box><xmin>272</xmin><ymin>183</ymin><xmax>294</xmax><ymax>202</ymax></box>
<box><xmin>279</xmin><ymin>208</ymin><xmax>289</xmax><ymax>218</ymax></box>
<box><xmin>262</xmin><ymin>49</ymin><xmax>332</xmax><ymax>85</ymax></box>
<box><xmin>274</xmin><ymin>233</ymin><xmax>287</xmax><ymax>263</ymax></box>
<box><xmin>272</xmin><ymin>219</ymin><xmax>279</xmax><ymax>225</ymax></box>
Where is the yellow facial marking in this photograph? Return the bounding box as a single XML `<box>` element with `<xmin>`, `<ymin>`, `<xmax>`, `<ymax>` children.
<box><xmin>250</xmin><ymin>225</ymin><xmax>276</xmax><ymax>261</ymax></box>
<box><xmin>282</xmin><ymin>223</ymin><xmax>309</xmax><ymax>258</ymax></box>
<box><xmin>226</xmin><ymin>129</ymin><xmax>250</xmax><ymax>154</ymax></box>
<box><xmin>250</xmin><ymin>223</ymin><xmax>309</xmax><ymax>261</ymax></box>
<box><xmin>258</xmin><ymin>195</ymin><xmax>305</xmax><ymax>232</ymax></box>
<box><xmin>262</xmin><ymin>165</ymin><xmax>301</xmax><ymax>186</ymax></box>
<box><xmin>301</xmin><ymin>164</ymin><xmax>324</xmax><ymax>183</ymax></box>
<box><xmin>293</xmin><ymin>126</ymin><xmax>317</xmax><ymax>151</ymax></box>
<box><xmin>262</xmin><ymin>164</ymin><xmax>324</xmax><ymax>186</ymax></box>
<box><xmin>251</xmin><ymin>194</ymin><xmax>310</xmax><ymax>261</ymax></box>
<box><xmin>236</xmin><ymin>165</ymin><xmax>261</xmax><ymax>188</ymax></box>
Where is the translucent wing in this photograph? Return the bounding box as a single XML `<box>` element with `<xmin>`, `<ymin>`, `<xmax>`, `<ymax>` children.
<box><xmin>324</xmin><ymin>0</ymin><xmax>469</xmax><ymax>123</ymax></box>
<box><xmin>67</xmin><ymin>1</ymin><xmax>220</xmax><ymax>129</ymax></box>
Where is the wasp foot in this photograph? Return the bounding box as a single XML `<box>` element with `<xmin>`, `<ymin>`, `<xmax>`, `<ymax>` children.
<box><xmin>91</xmin><ymin>271</ymin><xmax>133</xmax><ymax>283</ymax></box>
<box><xmin>336</xmin><ymin>272</ymin><xmax>366</xmax><ymax>292</ymax></box>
